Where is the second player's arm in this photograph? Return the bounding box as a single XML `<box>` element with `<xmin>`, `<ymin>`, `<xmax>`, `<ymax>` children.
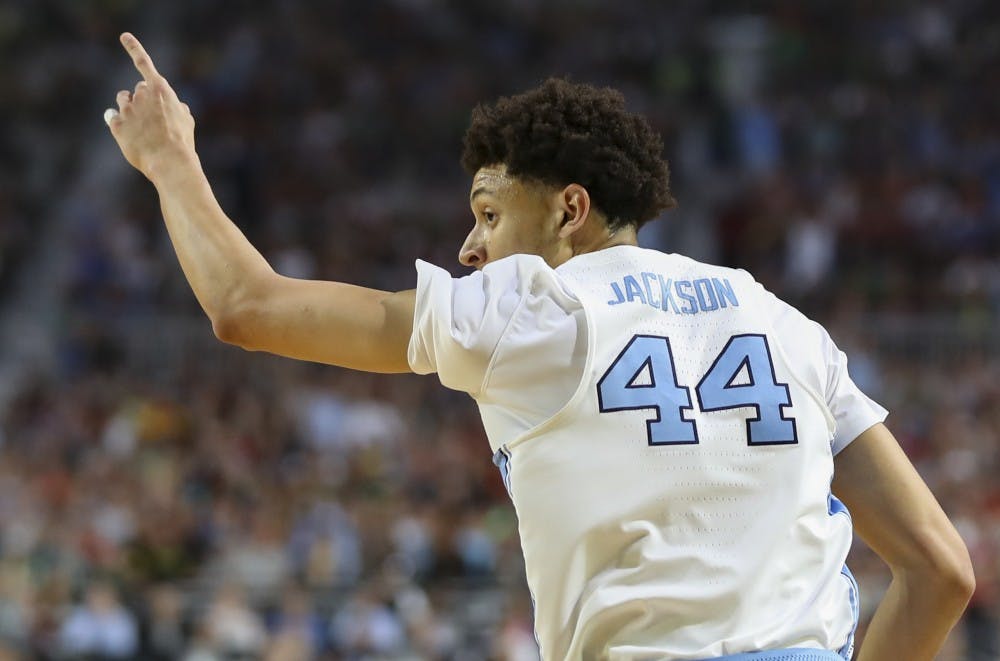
<box><xmin>151</xmin><ymin>152</ymin><xmax>415</xmax><ymax>373</ymax></box>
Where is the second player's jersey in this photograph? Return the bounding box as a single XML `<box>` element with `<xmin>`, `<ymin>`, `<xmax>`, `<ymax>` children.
<box><xmin>408</xmin><ymin>246</ymin><xmax>887</xmax><ymax>660</ymax></box>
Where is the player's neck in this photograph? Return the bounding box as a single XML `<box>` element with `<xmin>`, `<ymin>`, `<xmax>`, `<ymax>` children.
<box><xmin>575</xmin><ymin>224</ymin><xmax>639</xmax><ymax>256</ymax></box>
<box><xmin>548</xmin><ymin>220</ymin><xmax>639</xmax><ymax>268</ymax></box>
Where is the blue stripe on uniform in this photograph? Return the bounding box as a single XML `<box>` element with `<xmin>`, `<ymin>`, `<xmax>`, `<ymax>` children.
<box><xmin>491</xmin><ymin>446</ymin><xmax>513</xmax><ymax>496</ymax></box>
<box><xmin>827</xmin><ymin>492</ymin><xmax>859</xmax><ymax>659</ymax></box>
<box><xmin>837</xmin><ymin>564</ymin><xmax>860</xmax><ymax>659</ymax></box>
<box><xmin>827</xmin><ymin>493</ymin><xmax>850</xmax><ymax>518</ymax></box>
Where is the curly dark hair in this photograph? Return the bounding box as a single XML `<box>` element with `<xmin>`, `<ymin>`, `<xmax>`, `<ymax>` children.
<box><xmin>461</xmin><ymin>77</ymin><xmax>676</xmax><ymax>231</ymax></box>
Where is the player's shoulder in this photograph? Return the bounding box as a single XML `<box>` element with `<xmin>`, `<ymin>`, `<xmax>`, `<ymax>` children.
<box><xmin>416</xmin><ymin>253</ymin><xmax>551</xmax><ymax>294</ymax></box>
<box><xmin>482</xmin><ymin>253</ymin><xmax>552</xmax><ymax>279</ymax></box>
<box><xmin>418</xmin><ymin>253</ymin><xmax>579</xmax><ymax>317</ymax></box>
<box><xmin>471</xmin><ymin>254</ymin><xmax>564</xmax><ymax>301</ymax></box>
<box><xmin>665</xmin><ymin>250</ymin><xmax>756</xmax><ymax>282</ymax></box>
<box><xmin>594</xmin><ymin>245</ymin><xmax>760</xmax><ymax>287</ymax></box>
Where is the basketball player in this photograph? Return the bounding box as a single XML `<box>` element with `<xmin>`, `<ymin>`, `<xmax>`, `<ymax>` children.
<box><xmin>106</xmin><ymin>33</ymin><xmax>973</xmax><ymax>660</ymax></box>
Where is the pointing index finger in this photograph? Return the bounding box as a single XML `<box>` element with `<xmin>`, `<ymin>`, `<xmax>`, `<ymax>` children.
<box><xmin>120</xmin><ymin>32</ymin><xmax>160</xmax><ymax>82</ymax></box>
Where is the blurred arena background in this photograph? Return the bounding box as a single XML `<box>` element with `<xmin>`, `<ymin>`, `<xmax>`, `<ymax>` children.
<box><xmin>0</xmin><ymin>1</ymin><xmax>998</xmax><ymax>659</ymax></box>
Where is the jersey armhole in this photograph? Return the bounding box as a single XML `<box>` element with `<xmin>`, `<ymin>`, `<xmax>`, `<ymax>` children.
<box><xmin>476</xmin><ymin>273</ymin><xmax>537</xmax><ymax>396</ymax></box>
<box><xmin>499</xmin><ymin>277</ymin><xmax>599</xmax><ymax>451</ymax></box>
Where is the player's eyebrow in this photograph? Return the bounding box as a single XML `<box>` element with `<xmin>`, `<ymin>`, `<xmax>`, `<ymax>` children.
<box><xmin>470</xmin><ymin>186</ymin><xmax>496</xmax><ymax>203</ymax></box>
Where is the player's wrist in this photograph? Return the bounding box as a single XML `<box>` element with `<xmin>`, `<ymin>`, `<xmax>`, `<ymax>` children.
<box><xmin>145</xmin><ymin>145</ymin><xmax>201</xmax><ymax>185</ymax></box>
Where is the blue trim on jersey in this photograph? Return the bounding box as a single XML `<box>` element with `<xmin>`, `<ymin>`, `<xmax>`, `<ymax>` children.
<box><xmin>827</xmin><ymin>491</ymin><xmax>858</xmax><ymax>659</ymax></box>
<box><xmin>827</xmin><ymin>493</ymin><xmax>850</xmax><ymax>519</ymax></box>
<box><xmin>491</xmin><ymin>446</ymin><xmax>513</xmax><ymax>496</ymax></box>
<box><xmin>700</xmin><ymin>649</ymin><xmax>843</xmax><ymax>661</ymax></box>
<box><xmin>837</xmin><ymin>564</ymin><xmax>860</xmax><ymax>659</ymax></box>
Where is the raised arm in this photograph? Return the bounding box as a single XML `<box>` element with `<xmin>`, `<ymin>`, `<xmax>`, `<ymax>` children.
<box><xmin>106</xmin><ymin>33</ymin><xmax>414</xmax><ymax>373</ymax></box>
<box><xmin>832</xmin><ymin>422</ymin><xmax>975</xmax><ymax>660</ymax></box>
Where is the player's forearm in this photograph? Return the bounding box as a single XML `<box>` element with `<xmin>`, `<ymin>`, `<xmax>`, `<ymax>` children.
<box><xmin>149</xmin><ymin>150</ymin><xmax>273</xmax><ymax>326</ymax></box>
<box><xmin>856</xmin><ymin>566</ymin><xmax>973</xmax><ymax>660</ymax></box>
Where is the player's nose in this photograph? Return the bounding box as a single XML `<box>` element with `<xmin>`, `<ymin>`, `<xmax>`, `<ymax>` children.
<box><xmin>459</xmin><ymin>237</ymin><xmax>486</xmax><ymax>269</ymax></box>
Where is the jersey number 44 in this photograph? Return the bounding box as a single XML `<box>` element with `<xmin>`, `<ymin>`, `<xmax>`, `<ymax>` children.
<box><xmin>598</xmin><ymin>333</ymin><xmax>798</xmax><ymax>446</ymax></box>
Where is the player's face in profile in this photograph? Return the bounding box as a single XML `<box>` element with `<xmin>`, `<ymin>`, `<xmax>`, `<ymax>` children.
<box><xmin>460</xmin><ymin>164</ymin><xmax>563</xmax><ymax>269</ymax></box>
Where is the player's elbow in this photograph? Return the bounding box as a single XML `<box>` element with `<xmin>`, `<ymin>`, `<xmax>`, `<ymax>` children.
<box><xmin>899</xmin><ymin>524</ymin><xmax>976</xmax><ymax>604</ymax></box>
<box><xmin>211</xmin><ymin>301</ymin><xmax>271</xmax><ymax>350</ymax></box>
<box><xmin>938</xmin><ymin>540</ymin><xmax>977</xmax><ymax>603</ymax></box>
<box><xmin>209</xmin><ymin>295</ymin><xmax>264</xmax><ymax>349</ymax></box>
<box><xmin>209</xmin><ymin>274</ymin><xmax>273</xmax><ymax>349</ymax></box>
<box><xmin>211</xmin><ymin>311</ymin><xmax>248</xmax><ymax>347</ymax></box>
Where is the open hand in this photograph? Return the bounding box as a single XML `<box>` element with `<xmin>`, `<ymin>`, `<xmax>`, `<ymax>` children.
<box><xmin>106</xmin><ymin>33</ymin><xmax>195</xmax><ymax>179</ymax></box>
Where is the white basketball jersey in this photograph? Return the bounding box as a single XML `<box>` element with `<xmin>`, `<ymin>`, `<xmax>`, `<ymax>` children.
<box><xmin>408</xmin><ymin>246</ymin><xmax>887</xmax><ymax>660</ymax></box>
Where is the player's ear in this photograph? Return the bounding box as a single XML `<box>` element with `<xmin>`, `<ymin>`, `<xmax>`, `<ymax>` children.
<box><xmin>556</xmin><ymin>183</ymin><xmax>591</xmax><ymax>239</ymax></box>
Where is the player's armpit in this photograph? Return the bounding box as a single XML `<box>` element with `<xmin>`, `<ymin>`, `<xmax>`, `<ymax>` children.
<box><xmin>215</xmin><ymin>273</ymin><xmax>416</xmax><ymax>374</ymax></box>
<box><xmin>832</xmin><ymin>422</ymin><xmax>974</xmax><ymax>660</ymax></box>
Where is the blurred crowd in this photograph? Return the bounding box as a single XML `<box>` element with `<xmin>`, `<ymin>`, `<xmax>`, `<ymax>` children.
<box><xmin>1</xmin><ymin>1</ymin><xmax>1000</xmax><ymax>659</ymax></box>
